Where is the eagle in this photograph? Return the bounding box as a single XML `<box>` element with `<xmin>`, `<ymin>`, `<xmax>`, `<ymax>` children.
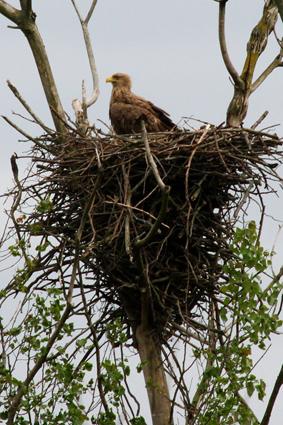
<box><xmin>106</xmin><ymin>73</ymin><xmax>176</xmax><ymax>135</ymax></box>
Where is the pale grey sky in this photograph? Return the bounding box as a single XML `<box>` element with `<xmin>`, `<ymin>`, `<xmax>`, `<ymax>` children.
<box><xmin>1</xmin><ymin>1</ymin><xmax>283</xmax><ymax>424</ymax></box>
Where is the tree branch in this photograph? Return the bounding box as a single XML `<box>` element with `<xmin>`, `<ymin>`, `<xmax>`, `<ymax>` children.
<box><xmin>19</xmin><ymin>0</ymin><xmax>32</xmax><ymax>16</ymax></box>
<box><xmin>7</xmin><ymin>80</ymin><xmax>53</xmax><ymax>134</ymax></box>
<box><xmin>218</xmin><ymin>0</ymin><xmax>245</xmax><ymax>89</ymax></box>
<box><xmin>261</xmin><ymin>364</ymin><xmax>283</xmax><ymax>425</ymax></box>
<box><xmin>71</xmin><ymin>0</ymin><xmax>100</xmax><ymax>112</ymax></box>
<box><xmin>0</xmin><ymin>0</ymin><xmax>20</xmax><ymax>23</ymax></box>
<box><xmin>141</xmin><ymin>120</ymin><xmax>166</xmax><ymax>191</ymax></box>
<box><xmin>85</xmin><ymin>0</ymin><xmax>98</xmax><ymax>25</ymax></box>
<box><xmin>250</xmin><ymin>48</ymin><xmax>283</xmax><ymax>93</ymax></box>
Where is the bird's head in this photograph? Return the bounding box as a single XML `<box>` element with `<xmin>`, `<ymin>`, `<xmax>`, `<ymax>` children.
<box><xmin>106</xmin><ymin>73</ymin><xmax>132</xmax><ymax>90</ymax></box>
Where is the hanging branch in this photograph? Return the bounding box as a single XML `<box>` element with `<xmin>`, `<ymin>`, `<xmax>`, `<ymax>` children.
<box><xmin>71</xmin><ymin>0</ymin><xmax>100</xmax><ymax>129</ymax></box>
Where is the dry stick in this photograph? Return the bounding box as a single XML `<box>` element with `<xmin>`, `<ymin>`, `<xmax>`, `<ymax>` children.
<box><xmin>141</xmin><ymin>120</ymin><xmax>166</xmax><ymax>191</ymax></box>
<box><xmin>251</xmin><ymin>111</ymin><xmax>269</xmax><ymax>130</ymax></box>
<box><xmin>233</xmin><ymin>182</ymin><xmax>254</xmax><ymax>218</ymax></box>
<box><xmin>261</xmin><ymin>364</ymin><xmax>283</xmax><ymax>425</ymax></box>
<box><xmin>139</xmin><ymin>122</ymin><xmax>171</xmax><ymax>237</ymax></box>
<box><xmin>2</xmin><ymin>116</ymin><xmax>55</xmax><ymax>154</ymax></box>
<box><xmin>185</xmin><ymin>124</ymin><xmax>210</xmax><ymax>245</ymax></box>
<box><xmin>225</xmin><ymin>127</ymin><xmax>280</xmax><ymax>140</ymax></box>
<box><xmin>105</xmin><ymin>201</ymin><xmax>169</xmax><ymax>228</ymax></box>
<box><xmin>7</xmin><ymin>80</ymin><xmax>53</xmax><ymax>134</ymax></box>
<box><xmin>185</xmin><ymin>124</ymin><xmax>211</xmax><ymax>199</ymax></box>
<box><xmin>214</xmin><ymin>132</ymin><xmax>231</xmax><ymax>174</ymax></box>
<box><xmin>122</xmin><ymin>164</ymin><xmax>133</xmax><ymax>260</ymax></box>
<box><xmin>68</xmin><ymin>169</ymin><xmax>103</xmax><ymax>303</ymax></box>
<box><xmin>170</xmin><ymin>322</ymin><xmax>208</xmax><ymax>345</ymax></box>
<box><xmin>133</xmin><ymin>123</ymin><xmax>171</xmax><ymax>330</ymax></box>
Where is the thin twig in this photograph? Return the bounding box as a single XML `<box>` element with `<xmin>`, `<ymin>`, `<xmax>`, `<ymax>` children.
<box><xmin>7</xmin><ymin>80</ymin><xmax>53</xmax><ymax>134</ymax></box>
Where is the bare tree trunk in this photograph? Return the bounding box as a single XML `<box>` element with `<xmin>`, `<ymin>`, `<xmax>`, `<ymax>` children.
<box><xmin>20</xmin><ymin>20</ymin><xmax>67</xmax><ymax>136</ymax></box>
<box><xmin>136</xmin><ymin>326</ymin><xmax>171</xmax><ymax>425</ymax></box>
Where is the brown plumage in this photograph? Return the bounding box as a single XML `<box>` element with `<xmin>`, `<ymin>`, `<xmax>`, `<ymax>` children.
<box><xmin>106</xmin><ymin>73</ymin><xmax>176</xmax><ymax>135</ymax></box>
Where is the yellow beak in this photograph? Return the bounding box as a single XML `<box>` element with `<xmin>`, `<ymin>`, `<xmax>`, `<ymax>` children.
<box><xmin>106</xmin><ymin>76</ymin><xmax>114</xmax><ymax>83</ymax></box>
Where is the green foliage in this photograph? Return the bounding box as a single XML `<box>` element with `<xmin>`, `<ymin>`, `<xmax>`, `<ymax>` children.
<box><xmin>106</xmin><ymin>318</ymin><xmax>128</xmax><ymax>345</ymax></box>
<box><xmin>36</xmin><ymin>197</ymin><xmax>53</xmax><ymax>212</ymax></box>
<box><xmin>90</xmin><ymin>319</ymin><xmax>146</xmax><ymax>425</ymax></box>
<box><xmin>94</xmin><ymin>409</ymin><xmax>116</xmax><ymax>425</ymax></box>
<box><xmin>130</xmin><ymin>416</ymin><xmax>147</xmax><ymax>425</ymax></box>
<box><xmin>1</xmin><ymin>215</ymin><xmax>282</xmax><ymax>425</ymax></box>
<box><xmin>0</xmin><ymin>287</ymin><xmax>91</xmax><ymax>425</ymax></box>
<box><xmin>196</xmin><ymin>221</ymin><xmax>283</xmax><ymax>425</ymax></box>
<box><xmin>136</xmin><ymin>360</ymin><xmax>148</xmax><ymax>373</ymax></box>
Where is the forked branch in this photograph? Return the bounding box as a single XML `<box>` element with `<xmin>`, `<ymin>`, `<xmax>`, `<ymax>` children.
<box><xmin>71</xmin><ymin>0</ymin><xmax>100</xmax><ymax>128</ymax></box>
<box><xmin>219</xmin><ymin>0</ymin><xmax>280</xmax><ymax>127</ymax></box>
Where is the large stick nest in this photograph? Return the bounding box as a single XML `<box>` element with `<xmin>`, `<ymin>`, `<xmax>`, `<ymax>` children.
<box><xmin>11</xmin><ymin>124</ymin><xmax>283</xmax><ymax>342</ymax></box>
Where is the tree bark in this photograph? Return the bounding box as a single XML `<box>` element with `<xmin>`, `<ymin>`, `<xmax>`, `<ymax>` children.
<box><xmin>136</xmin><ymin>326</ymin><xmax>171</xmax><ymax>425</ymax></box>
<box><xmin>219</xmin><ymin>0</ymin><xmax>279</xmax><ymax>127</ymax></box>
<box><xmin>273</xmin><ymin>0</ymin><xmax>283</xmax><ymax>23</ymax></box>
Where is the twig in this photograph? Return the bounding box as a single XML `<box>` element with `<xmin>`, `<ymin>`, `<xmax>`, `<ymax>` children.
<box><xmin>251</xmin><ymin>111</ymin><xmax>269</xmax><ymax>130</ymax></box>
<box><xmin>2</xmin><ymin>116</ymin><xmax>55</xmax><ymax>154</ymax></box>
<box><xmin>141</xmin><ymin>120</ymin><xmax>166</xmax><ymax>191</ymax></box>
<box><xmin>233</xmin><ymin>182</ymin><xmax>254</xmax><ymax>218</ymax></box>
<box><xmin>104</xmin><ymin>201</ymin><xmax>170</xmax><ymax>229</ymax></box>
<box><xmin>225</xmin><ymin>127</ymin><xmax>279</xmax><ymax>140</ymax></box>
<box><xmin>134</xmin><ymin>185</ymin><xmax>170</xmax><ymax>250</ymax></box>
<box><xmin>7</xmin><ymin>80</ymin><xmax>53</xmax><ymax>134</ymax></box>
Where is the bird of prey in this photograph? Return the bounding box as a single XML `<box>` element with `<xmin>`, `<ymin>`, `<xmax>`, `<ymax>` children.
<box><xmin>106</xmin><ymin>73</ymin><xmax>175</xmax><ymax>135</ymax></box>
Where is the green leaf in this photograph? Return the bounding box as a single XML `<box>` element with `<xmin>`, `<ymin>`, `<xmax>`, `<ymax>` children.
<box><xmin>37</xmin><ymin>198</ymin><xmax>53</xmax><ymax>212</ymax></box>
<box><xmin>130</xmin><ymin>417</ymin><xmax>147</xmax><ymax>425</ymax></box>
